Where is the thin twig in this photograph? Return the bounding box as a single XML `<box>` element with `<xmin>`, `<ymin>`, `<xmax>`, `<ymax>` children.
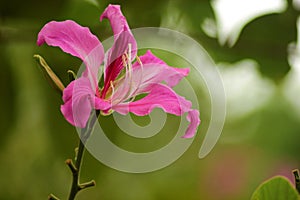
<box><xmin>67</xmin><ymin>138</ymin><xmax>85</xmax><ymax>200</ymax></box>
<box><xmin>67</xmin><ymin>113</ymin><xmax>98</xmax><ymax>200</ymax></box>
<box><xmin>48</xmin><ymin>194</ymin><xmax>60</xmax><ymax>200</ymax></box>
<box><xmin>293</xmin><ymin>169</ymin><xmax>300</xmax><ymax>194</ymax></box>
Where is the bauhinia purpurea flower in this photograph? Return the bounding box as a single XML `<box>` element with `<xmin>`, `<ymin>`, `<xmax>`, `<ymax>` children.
<box><xmin>37</xmin><ymin>4</ymin><xmax>200</xmax><ymax>138</ymax></box>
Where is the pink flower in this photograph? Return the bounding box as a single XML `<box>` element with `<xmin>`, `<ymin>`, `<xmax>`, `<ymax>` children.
<box><xmin>37</xmin><ymin>4</ymin><xmax>200</xmax><ymax>138</ymax></box>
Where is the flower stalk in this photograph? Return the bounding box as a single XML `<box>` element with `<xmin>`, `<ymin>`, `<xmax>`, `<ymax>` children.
<box><xmin>67</xmin><ymin>138</ymin><xmax>93</xmax><ymax>200</ymax></box>
<box><xmin>47</xmin><ymin>116</ymin><xmax>97</xmax><ymax>200</ymax></box>
<box><xmin>67</xmin><ymin>112</ymin><xmax>98</xmax><ymax>200</ymax></box>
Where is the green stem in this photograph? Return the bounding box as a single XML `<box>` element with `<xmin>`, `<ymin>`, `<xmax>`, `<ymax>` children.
<box><xmin>67</xmin><ymin>114</ymin><xmax>98</xmax><ymax>200</ymax></box>
<box><xmin>67</xmin><ymin>137</ymin><xmax>85</xmax><ymax>200</ymax></box>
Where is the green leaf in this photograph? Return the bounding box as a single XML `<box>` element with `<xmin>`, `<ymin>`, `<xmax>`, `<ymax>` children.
<box><xmin>251</xmin><ymin>176</ymin><xmax>300</xmax><ymax>200</ymax></box>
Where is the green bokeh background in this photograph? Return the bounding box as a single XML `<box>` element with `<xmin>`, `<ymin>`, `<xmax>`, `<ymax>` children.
<box><xmin>0</xmin><ymin>0</ymin><xmax>299</xmax><ymax>199</ymax></box>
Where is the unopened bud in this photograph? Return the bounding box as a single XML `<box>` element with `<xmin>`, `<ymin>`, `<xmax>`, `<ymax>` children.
<box><xmin>34</xmin><ymin>54</ymin><xmax>65</xmax><ymax>94</ymax></box>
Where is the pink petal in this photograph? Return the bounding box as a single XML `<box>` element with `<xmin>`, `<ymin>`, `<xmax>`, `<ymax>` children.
<box><xmin>100</xmin><ymin>4</ymin><xmax>131</xmax><ymax>37</ymax></box>
<box><xmin>112</xmin><ymin>50</ymin><xmax>190</xmax><ymax>102</ymax></box>
<box><xmin>114</xmin><ymin>84</ymin><xmax>199</xmax><ymax>137</ymax></box>
<box><xmin>135</xmin><ymin>50</ymin><xmax>189</xmax><ymax>88</ymax></box>
<box><xmin>183</xmin><ymin>110</ymin><xmax>200</xmax><ymax>138</ymax></box>
<box><xmin>114</xmin><ymin>84</ymin><xmax>191</xmax><ymax>115</ymax></box>
<box><xmin>61</xmin><ymin>77</ymin><xmax>111</xmax><ymax>128</ymax></box>
<box><xmin>37</xmin><ymin>20</ymin><xmax>104</xmax><ymax>87</ymax></box>
<box><xmin>100</xmin><ymin>5</ymin><xmax>137</xmax><ymax>97</ymax></box>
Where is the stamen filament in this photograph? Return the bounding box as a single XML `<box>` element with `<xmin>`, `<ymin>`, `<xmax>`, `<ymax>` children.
<box><xmin>110</xmin><ymin>81</ymin><xmax>115</xmax><ymax>98</ymax></box>
<box><xmin>128</xmin><ymin>43</ymin><xmax>132</xmax><ymax>62</ymax></box>
<box><xmin>136</xmin><ymin>55</ymin><xmax>142</xmax><ymax>66</ymax></box>
<box><xmin>122</xmin><ymin>55</ymin><xmax>128</xmax><ymax>69</ymax></box>
<box><xmin>123</xmin><ymin>45</ymin><xmax>133</xmax><ymax>100</ymax></box>
<box><xmin>127</xmin><ymin>55</ymin><xmax>144</xmax><ymax>102</ymax></box>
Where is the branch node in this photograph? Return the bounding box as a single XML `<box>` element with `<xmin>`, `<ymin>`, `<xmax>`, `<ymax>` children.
<box><xmin>66</xmin><ymin>159</ymin><xmax>78</xmax><ymax>174</ymax></box>
<box><xmin>78</xmin><ymin>180</ymin><xmax>96</xmax><ymax>191</ymax></box>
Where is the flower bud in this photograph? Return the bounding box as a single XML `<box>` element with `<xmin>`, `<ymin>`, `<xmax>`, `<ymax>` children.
<box><xmin>34</xmin><ymin>54</ymin><xmax>65</xmax><ymax>94</ymax></box>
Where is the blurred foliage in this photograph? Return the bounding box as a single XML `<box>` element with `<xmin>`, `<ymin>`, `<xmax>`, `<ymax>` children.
<box><xmin>0</xmin><ymin>0</ymin><xmax>299</xmax><ymax>199</ymax></box>
<box><xmin>251</xmin><ymin>176</ymin><xmax>299</xmax><ymax>200</ymax></box>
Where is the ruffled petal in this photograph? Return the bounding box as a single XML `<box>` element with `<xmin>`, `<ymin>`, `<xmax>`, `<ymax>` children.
<box><xmin>100</xmin><ymin>5</ymin><xmax>137</xmax><ymax>97</ymax></box>
<box><xmin>100</xmin><ymin>4</ymin><xmax>131</xmax><ymax>37</ymax></box>
<box><xmin>183</xmin><ymin>110</ymin><xmax>200</xmax><ymax>138</ymax></box>
<box><xmin>61</xmin><ymin>77</ymin><xmax>111</xmax><ymax>128</ymax></box>
<box><xmin>113</xmin><ymin>84</ymin><xmax>199</xmax><ymax>137</ymax></box>
<box><xmin>37</xmin><ymin>20</ymin><xmax>104</xmax><ymax>87</ymax></box>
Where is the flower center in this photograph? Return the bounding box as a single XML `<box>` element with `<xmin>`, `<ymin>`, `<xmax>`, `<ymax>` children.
<box><xmin>99</xmin><ymin>43</ymin><xmax>144</xmax><ymax>109</ymax></box>
<box><xmin>97</xmin><ymin>44</ymin><xmax>131</xmax><ymax>100</ymax></box>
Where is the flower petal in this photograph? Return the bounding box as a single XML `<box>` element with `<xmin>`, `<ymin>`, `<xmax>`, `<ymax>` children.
<box><xmin>113</xmin><ymin>84</ymin><xmax>199</xmax><ymax>137</ymax></box>
<box><xmin>134</xmin><ymin>50</ymin><xmax>189</xmax><ymax>88</ymax></box>
<box><xmin>37</xmin><ymin>20</ymin><xmax>104</xmax><ymax>87</ymax></box>
<box><xmin>183</xmin><ymin>110</ymin><xmax>201</xmax><ymax>138</ymax></box>
<box><xmin>112</xmin><ymin>50</ymin><xmax>189</xmax><ymax>102</ymax></box>
<box><xmin>100</xmin><ymin>5</ymin><xmax>137</xmax><ymax>97</ymax></box>
<box><xmin>61</xmin><ymin>77</ymin><xmax>111</xmax><ymax>128</ymax></box>
<box><xmin>114</xmin><ymin>84</ymin><xmax>191</xmax><ymax>115</ymax></box>
<box><xmin>100</xmin><ymin>4</ymin><xmax>131</xmax><ymax>37</ymax></box>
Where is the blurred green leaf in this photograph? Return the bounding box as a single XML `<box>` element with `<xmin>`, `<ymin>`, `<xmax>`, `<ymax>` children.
<box><xmin>251</xmin><ymin>176</ymin><xmax>299</xmax><ymax>200</ymax></box>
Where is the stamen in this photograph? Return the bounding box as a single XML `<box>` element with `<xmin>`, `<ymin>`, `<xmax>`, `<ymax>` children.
<box><xmin>125</xmin><ymin>53</ymin><xmax>132</xmax><ymax>78</ymax></box>
<box><xmin>113</xmin><ymin>43</ymin><xmax>137</xmax><ymax>105</ymax></box>
<box><xmin>122</xmin><ymin>54</ymin><xmax>127</xmax><ymax>68</ymax></box>
<box><xmin>124</xmin><ymin>52</ymin><xmax>133</xmax><ymax>99</ymax></box>
<box><xmin>110</xmin><ymin>81</ymin><xmax>115</xmax><ymax>98</ymax></box>
<box><xmin>126</xmin><ymin>43</ymin><xmax>133</xmax><ymax>83</ymax></box>
<box><xmin>128</xmin><ymin>43</ymin><xmax>132</xmax><ymax>62</ymax></box>
<box><xmin>127</xmin><ymin>55</ymin><xmax>144</xmax><ymax>102</ymax></box>
<box><xmin>136</xmin><ymin>55</ymin><xmax>142</xmax><ymax>66</ymax></box>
